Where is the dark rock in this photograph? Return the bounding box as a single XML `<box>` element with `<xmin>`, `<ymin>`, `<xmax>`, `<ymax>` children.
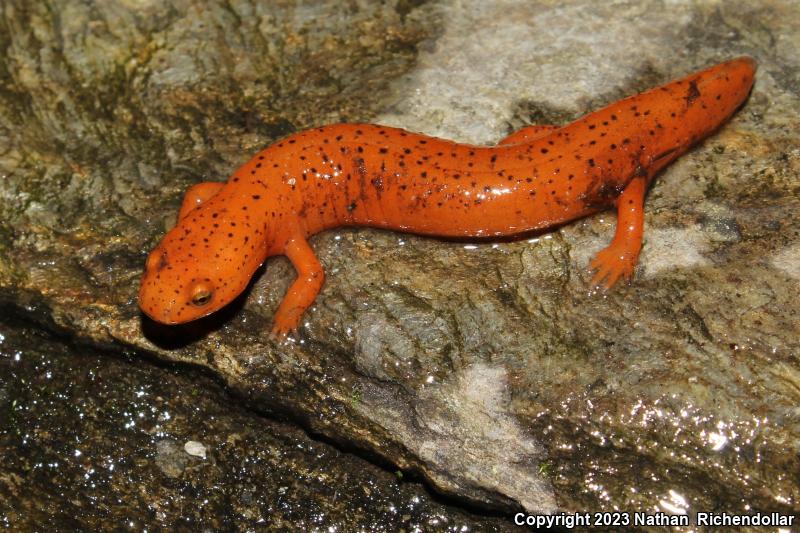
<box><xmin>0</xmin><ymin>321</ymin><xmax>512</xmax><ymax>531</ymax></box>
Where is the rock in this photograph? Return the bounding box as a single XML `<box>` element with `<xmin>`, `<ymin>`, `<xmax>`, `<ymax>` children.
<box><xmin>184</xmin><ymin>440</ymin><xmax>207</xmax><ymax>459</ymax></box>
<box><xmin>0</xmin><ymin>321</ymin><xmax>512</xmax><ymax>530</ymax></box>
<box><xmin>0</xmin><ymin>0</ymin><xmax>798</xmax><ymax>520</ymax></box>
<box><xmin>156</xmin><ymin>439</ymin><xmax>190</xmax><ymax>478</ymax></box>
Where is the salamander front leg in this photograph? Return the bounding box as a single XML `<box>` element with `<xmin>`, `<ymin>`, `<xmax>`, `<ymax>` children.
<box><xmin>590</xmin><ymin>177</ymin><xmax>646</xmax><ymax>289</ymax></box>
<box><xmin>272</xmin><ymin>236</ymin><xmax>325</xmax><ymax>338</ymax></box>
<box><xmin>178</xmin><ymin>182</ymin><xmax>224</xmax><ymax>221</ymax></box>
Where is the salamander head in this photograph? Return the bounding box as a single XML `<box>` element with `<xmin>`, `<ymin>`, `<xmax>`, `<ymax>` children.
<box><xmin>138</xmin><ymin>199</ymin><xmax>270</xmax><ymax>324</ymax></box>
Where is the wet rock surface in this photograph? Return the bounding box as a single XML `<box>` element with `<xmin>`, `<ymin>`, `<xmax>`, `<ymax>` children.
<box><xmin>0</xmin><ymin>319</ymin><xmax>512</xmax><ymax>530</ymax></box>
<box><xmin>1</xmin><ymin>0</ymin><xmax>799</xmax><ymax>528</ymax></box>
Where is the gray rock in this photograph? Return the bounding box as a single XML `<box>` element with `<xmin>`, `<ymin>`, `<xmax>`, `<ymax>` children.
<box><xmin>0</xmin><ymin>0</ymin><xmax>798</xmax><ymax>524</ymax></box>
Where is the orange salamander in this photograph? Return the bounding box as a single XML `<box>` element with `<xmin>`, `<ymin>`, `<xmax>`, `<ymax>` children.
<box><xmin>139</xmin><ymin>57</ymin><xmax>756</xmax><ymax>336</ymax></box>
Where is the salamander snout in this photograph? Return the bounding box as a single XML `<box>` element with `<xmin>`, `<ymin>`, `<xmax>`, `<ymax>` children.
<box><xmin>138</xmin><ymin>240</ymin><xmax>222</xmax><ymax>324</ymax></box>
<box><xmin>138</xmin><ymin>228</ymin><xmax>259</xmax><ymax>325</ymax></box>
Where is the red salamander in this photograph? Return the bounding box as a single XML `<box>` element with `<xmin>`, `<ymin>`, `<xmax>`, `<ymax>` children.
<box><xmin>139</xmin><ymin>57</ymin><xmax>756</xmax><ymax>336</ymax></box>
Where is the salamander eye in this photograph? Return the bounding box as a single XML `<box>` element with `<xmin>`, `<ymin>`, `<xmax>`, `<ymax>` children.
<box><xmin>190</xmin><ymin>284</ymin><xmax>213</xmax><ymax>307</ymax></box>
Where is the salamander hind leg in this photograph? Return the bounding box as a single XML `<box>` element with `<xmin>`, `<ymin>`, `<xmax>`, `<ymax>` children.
<box><xmin>271</xmin><ymin>236</ymin><xmax>325</xmax><ymax>338</ymax></box>
<box><xmin>178</xmin><ymin>182</ymin><xmax>224</xmax><ymax>221</ymax></box>
<box><xmin>590</xmin><ymin>177</ymin><xmax>647</xmax><ymax>289</ymax></box>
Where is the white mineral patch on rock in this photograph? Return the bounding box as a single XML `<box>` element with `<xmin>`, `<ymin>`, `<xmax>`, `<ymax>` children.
<box><xmin>378</xmin><ymin>0</ymin><xmax>692</xmax><ymax>144</ymax></box>
<box><xmin>641</xmin><ymin>225</ymin><xmax>712</xmax><ymax>277</ymax></box>
<box><xmin>184</xmin><ymin>440</ymin><xmax>207</xmax><ymax>459</ymax></box>
<box><xmin>771</xmin><ymin>243</ymin><xmax>800</xmax><ymax>280</ymax></box>
<box><xmin>416</xmin><ymin>363</ymin><xmax>557</xmax><ymax>513</ymax></box>
<box><xmin>570</xmin><ymin>222</ymin><xmax>713</xmax><ymax>281</ymax></box>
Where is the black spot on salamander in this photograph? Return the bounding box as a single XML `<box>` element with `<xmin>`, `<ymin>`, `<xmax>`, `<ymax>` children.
<box><xmin>580</xmin><ymin>177</ymin><xmax>626</xmax><ymax>210</ymax></box>
<box><xmin>353</xmin><ymin>157</ymin><xmax>367</xmax><ymax>181</ymax></box>
<box><xmin>353</xmin><ymin>157</ymin><xmax>369</xmax><ymax>201</ymax></box>
<box><xmin>633</xmin><ymin>164</ymin><xmax>648</xmax><ymax>178</ymax></box>
<box><xmin>685</xmin><ymin>79</ymin><xmax>701</xmax><ymax>107</ymax></box>
<box><xmin>156</xmin><ymin>251</ymin><xmax>169</xmax><ymax>272</ymax></box>
<box><xmin>553</xmin><ymin>190</ymin><xmax>570</xmax><ymax>207</ymax></box>
<box><xmin>371</xmin><ymin>176</ymin><xmax>384</xmax><ymax>194</ymax></box>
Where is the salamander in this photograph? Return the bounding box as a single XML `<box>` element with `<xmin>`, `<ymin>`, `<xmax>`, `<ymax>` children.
<box><xmin>139</xmin><ymin>57</ymin><xmax>756</xmax><ymax>336</ymax></box>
